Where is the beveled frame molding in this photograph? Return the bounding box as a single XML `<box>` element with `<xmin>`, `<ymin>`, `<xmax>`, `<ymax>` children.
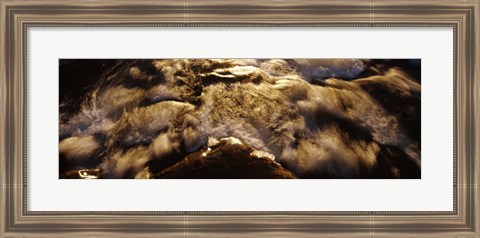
<box><xmin>1</xmin><ymin>0</ymin><xmax>479</xmax><ymax>237</ymax></box>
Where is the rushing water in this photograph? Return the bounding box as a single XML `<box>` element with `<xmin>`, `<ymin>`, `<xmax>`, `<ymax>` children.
<box><xmin>59</xmin><ymin>59</ymin><xmax>421</xmax><ymax>179</ymax></box>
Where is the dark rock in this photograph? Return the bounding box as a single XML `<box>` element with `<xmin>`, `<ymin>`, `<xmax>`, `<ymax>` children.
<box><xmin>60</xmin><ymin>168</ymin><xmax>102</xmax><ymax>179</ymax></box>
<box><xmin>154</xmin><ymin>137</ymin><xmax>297</xmax><ymax>179</ymax></box>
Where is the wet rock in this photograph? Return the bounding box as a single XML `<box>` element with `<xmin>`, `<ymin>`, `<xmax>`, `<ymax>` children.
<box><xmin>60</xmin><ymin>168</ymin><xmax>102</xmax><ymax>179</ymax></box>
<box><xmin>154</xmin><ymin>137</ymin><xmax>296</xmax><ymax>179</ymax></box>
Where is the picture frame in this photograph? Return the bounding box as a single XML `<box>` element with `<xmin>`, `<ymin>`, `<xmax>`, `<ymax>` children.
<box><xmin>1</xmin><ymin>0</ymin><xmax>478</xmax><ymax>237</ymax></box>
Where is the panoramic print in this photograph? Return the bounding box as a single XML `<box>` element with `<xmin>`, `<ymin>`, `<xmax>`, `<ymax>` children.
<box><xmin>59</xmin><ymin>59</ymin><xmax>421</xmax><ymax>179</ymax></box>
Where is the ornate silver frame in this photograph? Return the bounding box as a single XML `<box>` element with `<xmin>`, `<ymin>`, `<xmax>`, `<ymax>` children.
<box><xmin>1</xmin><ymin>0</ymin><xmax>478</xmax><ymax>237</ymax></box>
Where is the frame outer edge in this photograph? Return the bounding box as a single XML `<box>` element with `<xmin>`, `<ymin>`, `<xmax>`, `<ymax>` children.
<box><xmin>1</xmin><ymin>0</ymin><xmax>10</xmax><ymax>236</ymax></box>
<box><xmin>1</xmin><ymin>0</ymin><xmax>479</xmax><ymax>237</ymax></box>
<box><xmin>0</xmin><ymin>0</ymin><xmax>5</xmax><ymax>233</ymax></box>
<box><xmin>473</xmin><ymin>0</ymin><xmax>479</xmax><ymax>235</ymax></box>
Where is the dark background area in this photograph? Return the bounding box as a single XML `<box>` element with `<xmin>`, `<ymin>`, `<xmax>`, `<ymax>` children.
<box><xmin>59</xmin><ymin>59</ymin><xmax>117</xmax><ymax>121</ymax></box>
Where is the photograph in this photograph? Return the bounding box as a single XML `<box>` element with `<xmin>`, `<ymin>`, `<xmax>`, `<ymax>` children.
<box><xmin>59</xmin><ymin>59</ymin><xmax>421</xmax><ymax>179</ymax></box>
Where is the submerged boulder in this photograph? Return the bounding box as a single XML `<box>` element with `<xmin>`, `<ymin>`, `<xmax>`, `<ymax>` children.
<box><xmin>154</xmin><ymin>137</ymin><xmax>296</xmax><ymax>179</ymax></box>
